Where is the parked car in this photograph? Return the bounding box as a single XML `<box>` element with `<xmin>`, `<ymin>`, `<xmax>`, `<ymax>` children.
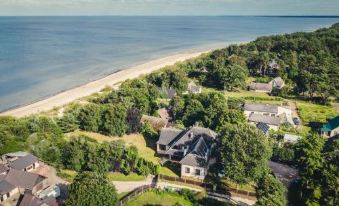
<box><xmin>293</xmin><ymin>117</ymin><xmax>301</xmax><ymax>125</ymax></box>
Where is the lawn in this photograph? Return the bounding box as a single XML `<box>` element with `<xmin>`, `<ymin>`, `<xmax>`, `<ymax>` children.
<box><xmin>125</xmin><ymin>190</ymin><xmax>193</xmax><ymax>206</ymax></box>
<box><xmin>107</xmin><ymin>172</ymin><xmax>146</xmax><ymax>181</ymax></box>
<box><xmin>57</xmin><ymin>169</ymin><xmax>77</xmax><ymax>182</ymax></box>
<box><xmin>296</xmin><ymin>101</ymin><xmax>338</xmax><ymax>124</ymax></box>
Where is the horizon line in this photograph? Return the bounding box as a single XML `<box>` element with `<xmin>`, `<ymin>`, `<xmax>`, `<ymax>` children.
<box><xmin>0</xmin><ymin>15</ymin><xmax>339</xmax><ymax>17</ymax></box>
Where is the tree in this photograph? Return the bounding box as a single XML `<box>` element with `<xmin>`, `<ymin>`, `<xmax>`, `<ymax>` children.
<box><xmin>218</xmin><ymin>123</ymin><xmax>272</xmax><ymax>184</ymax></box>
<box><xmin>100</xmin><ymin>104</ymin><xmax>128</xmax><ymax>136</ymax></box>
<box><xmin>77</xmin><ymin>104</ymin><xmax>101</xmax><ymax>132</ymax></box>
<box><xmin>255</xmin><ymin>173</ymin><xmax>286</xmax><ymax>206</ymax></box>
<box><xmin>57</xmin><ymin>113</ymin><xmax>78</xmax><ymax>133</ymax></box>
<box><xmin>65</xmin><ymin>172</ymin><xmax>118</xmax><ymax>206</ymax></box>
<box><xmin>214</xmin><ymin>64</ymin><xmax>248</xmax><ymax>91</ymax></box>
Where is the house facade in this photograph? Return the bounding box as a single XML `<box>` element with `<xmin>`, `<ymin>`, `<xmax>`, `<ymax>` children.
<box><xmin>320</xmin><ymin>116</ymin><xmax>339</xmax><ymax>138</ymax></box>
<box><xmin>156</xmin><ymin>126</ymin><xmax>217</xmax><ymax>180</ymax></box>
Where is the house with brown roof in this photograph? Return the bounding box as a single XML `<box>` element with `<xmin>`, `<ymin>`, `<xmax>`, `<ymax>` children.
<box><xmin>248</xmin><ymin>82</ymin><xmax>272</xmax><ymax>93</ymax></box>
<box><xmin>19</xmin><ymin>191</ymin><xmax>58</xmax><ymax>206</ymax></box>
<box><xmin>156</xmin><ymin>126</ymin><xmax>217</xmax><ymax>179</ymax></box>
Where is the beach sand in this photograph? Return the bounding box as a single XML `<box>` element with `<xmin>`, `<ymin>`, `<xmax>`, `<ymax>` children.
<box><xmin>0</xmin><ymin>49</ymin><xmax>212</xmax><ymax>117</ymax></box>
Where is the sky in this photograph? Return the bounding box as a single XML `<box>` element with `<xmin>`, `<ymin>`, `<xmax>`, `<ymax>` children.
<box><xmin>0</xmin><ymin>0</ymin><xmax>339</xmax><ymax>16</ymax></box>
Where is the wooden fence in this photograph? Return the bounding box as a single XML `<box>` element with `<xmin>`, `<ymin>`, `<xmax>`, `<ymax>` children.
<box><xmin>159</xmin><ymin>174</ymin><xmax>256</xmax><ymax>197</ymax></box>
<box><xmin>119</xmin><ymin>184</ymin><xmax>156</xmax><ymax>206</ymax></box>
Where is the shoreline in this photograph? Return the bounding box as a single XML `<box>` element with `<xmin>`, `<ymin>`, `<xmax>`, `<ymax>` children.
<box><xmin>0</xmin><ymin>44</ymin><xmax>234</xmax><ymax>117</ymax></box>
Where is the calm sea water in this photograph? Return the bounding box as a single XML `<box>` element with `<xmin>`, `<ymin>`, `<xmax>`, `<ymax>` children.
<box><xmin>0</xmin><ymin>16</ymin><xmax>338</xmax><ymax>111</ymax></box>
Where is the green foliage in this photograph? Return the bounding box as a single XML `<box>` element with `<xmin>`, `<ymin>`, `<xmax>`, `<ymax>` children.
<box><xmin>295</xmin><ymin>134</ymin><xmax>338</xmax><ymax>206</ymax></box>
<box><xmin>65</xmin><ymin>171</ymin><xmax>118</xmax><ymax>206</ymax></box>
<box><xmin>218</xmin><ymin>123</ymin><xmax>272</xmax><ymax>184</ymax></box>
<box><xmin>255</xmin><ymin>173</ymin><xmax>286</xmax><ymax>206</ymax></box>
<box><xmin>77</xmin><ymin>104</ymin><xmax>101</xmax><ymax>132</ymax></box>
<box><xmin>214</xmin><ymin>64</ymin><xmax>248</xmax><ymax>91</ymax></box>
<box><xmin>57</xmin><ymin>113</ymin><xmax>78</xmax><ymax>133</ymax></box>
<box><xmin>140</xmin><ymin>122</ymin><xmax>158</xmax><ymax>140</ymax></box>
<box><xmin>100</xmin><ymin>103</ymin><xmax>128</xmax><ymax>136</ymax></box>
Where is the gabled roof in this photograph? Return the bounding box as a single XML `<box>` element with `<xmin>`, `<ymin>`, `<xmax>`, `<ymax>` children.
<box><xmin>179</xmin><ymin>153</ymin><xmax>207</xmax><ymax>168</ymax></box>
<box><xmin>321</xmin><ymin>116</ymin><xmax>339</xmax><ymax>132</ymax></box>
<box><xmin>172</xmin><ymin>127</ymin><xmax>216</xmax><ymax>147</ymax></box>
<box><xmin>9</xmin><ymin>154</ymin><xmax>38</xmax><ymax>170</ymax></box>
<box><xmin>244</xmin><ymin>103</ymin><xmax>279</xmax><ymax>113</ymax></box>
<box><xmin>157</xmin><ymin>128</ymin><xmax>183</xmax><ymax>145</ymax></box>
<box><xmin>249</xmin><ymin>114</ymin><xmax>281</xmax><ymax>126</ymax></box>
<box><xmin>272</xmin><ymin>77</ymin><xmax>284</xmax><ymax>87</ymax></box>
<box><xmin>5</xmin><ymin>169</ymin><xmax>46</xmax><ymax>191</ymax></box>
<box><xmin>0</xmin><ymin>180</ymin><xmax>16</xmax><ymax>195</ymax></box>
<box><xmin>249</xmin><ymin>83</ymin><xmax>272</xmax><ymax>92</ymax></box>
<box><xmin>256</xmin><ymin>122</ymin><xmax>270</xmax><ymax>135</ymax></box>
<box><xmin>19</xmin><ymin>192</ymin><xmax>58</xmax><ymax>206</ymax></box>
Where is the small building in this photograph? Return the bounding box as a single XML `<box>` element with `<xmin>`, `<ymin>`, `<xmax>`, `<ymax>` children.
<box><xmin>8</xmin><ymin>154</ymin><xmax>39</xmax><ymax>172</ymax></box>
<box><xmin>283</xmin><ymin>134</ymin><xmax>301</xmax><ymax>144</ymax></box>
<box><xmin>320</xmin><ymin>116</ymin><xmax>339</xmax><ymax>138</ymax></box>
<box><xmin>270</xmin><ymin>77</ymin><xmax>285</xmax><ymax>90</ymax></box>
<box><xmin>37</xmin><ymin>185</ymin><xmax>60</xmax><ymax>199</ymax></box>
<box><xmin>156</xmin><ymin>126</ymin><xmax>217</xmax><ymax>180</ymax></box>
<box><xmin>187</xmin><ymin>82</ymin><xmax>202</xmax><ymax>94</ymax></box>
<box><xmin>140</xmin><ymin>115</ymin><xmax>168</xmax><ymax>130</ymax></box>
<box><xmin>248</xmin><ymin>82</ymin><xmax>272</xmax><ymax>93</ymax></box>
<box><xmin>267</xmin><ymin>59</ymin><xmax>281</xmax><ymax>76</ymax></box>
<box><xmin>0</xmin><ymin>179</ymin><xmax>19</xmax><ymax>203</ymax></box>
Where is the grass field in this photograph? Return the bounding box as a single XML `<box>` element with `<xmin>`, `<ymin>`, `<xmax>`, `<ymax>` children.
<box><xmin>57</xmin><ymin>169</ymin><xmax>77</xmax><ymax>182</ymax></box>
<box><xmin>125</xmin><ymin>190</ymin><xmax>193</xmax><ymax>206</ymax></box>
<box><xmin>107</xmin><ymin>172</ymin><xmax>146</xmax><ymax>181</ymax></box>
<box><xmin>296</xmin><ymin>101</ymin><xmax>338</xmax><ymax>124</ymax></box>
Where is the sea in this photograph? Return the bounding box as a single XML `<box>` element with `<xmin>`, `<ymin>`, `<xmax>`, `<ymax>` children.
<box><xmin>0</xmin><ymin>16</ymin><xmax>338</xmax><ymax>112</ymax></box>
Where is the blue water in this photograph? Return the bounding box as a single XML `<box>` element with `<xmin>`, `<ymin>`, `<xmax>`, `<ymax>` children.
<box><xmin>0</xmin><ymin>16</ymin><xmax>338</xmax><ymax>111</ymax></box>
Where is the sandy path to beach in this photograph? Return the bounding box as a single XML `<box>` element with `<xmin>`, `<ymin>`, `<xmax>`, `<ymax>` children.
<box><xmin>0</xmin><ymin>50</ymin><xmax>210</xmax><ymax>117</ymax></box>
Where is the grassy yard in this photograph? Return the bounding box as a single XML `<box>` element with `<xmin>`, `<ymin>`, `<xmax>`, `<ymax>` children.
<box><xmin>296</xmin><ymin>101</ymin><xmax>338</xmax><ymax>124</ymax></box>
<box><xmin>107</xmin><ymin>172</ymin><xmax>146</xmax><ymax>181</ymax></box>
<box><xmin>125</xmin><ymin>190</ymin><xmax>193</xmax><ymax>206</ymax></box>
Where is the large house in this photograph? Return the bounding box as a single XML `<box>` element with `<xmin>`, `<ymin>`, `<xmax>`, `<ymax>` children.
<box><xmin>156</xmin><ymin>126</ymin><xmax>217</xmax><ymax>180</ymax></box>
<box><xmin>248</xmin><ymin>77</ymin><xmax>285</xmax><ymax>94</ymax></box>
<box><xmin>244</xmin><ymin>103</ymin><xmax>293</xmax><ymax>131</ymax></box>
<box><xmin>0</xmin><ymin>152</ymin><xmax>56</xmax><ymax>206</ymax></box>
<box><xmin>320</xmin><ymin>116</ymin><xmax>339</xmax><ymax>138</ymax></box>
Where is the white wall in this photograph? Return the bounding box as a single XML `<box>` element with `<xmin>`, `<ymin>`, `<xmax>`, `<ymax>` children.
<box><xmin>180</xmin><ymin>164</ymin><xmax>206</xmax><ymax>180</ymax></box>
<box><xmin>0</xmin><ymin>187</ymin><xmax>19</xmax><ymax>203</ymax></box>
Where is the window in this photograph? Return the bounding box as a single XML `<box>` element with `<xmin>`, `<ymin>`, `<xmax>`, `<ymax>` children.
<box><xmin>263</xmin><ymin>113</ymin><xmax>269</xmax><ymax>116</ymax></box>
<box><xmin>159</xmin><ymin>144</ymin><xmax>166</xmax><ymax>151</ymax></box>
<box><xmin>271</xmin><ymin>114</ymin><xmax>276</xmax><ymax>117</ymax></box>
<box><xmin>185</xmin><ymin>167</ymin><xmax>190</xmax><ymax>173</ymax></box>
<box><xmin>195</xmin><ymin>169</ymin><xmax>201</xmax><ymax>176</ymax></box>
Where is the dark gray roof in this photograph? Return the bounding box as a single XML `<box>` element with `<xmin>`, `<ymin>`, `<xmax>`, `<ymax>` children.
<box><xmin>249</xmin><ymin>83</ymin><xmax>272</xmax><ymax>92</ymax></box>
<box><xmin>179</xmin><ymin>154</ymin><xmax>207</xmax><ymax>168</ymax></box>
<box><xmin>256</xmin><ymin>122</ymin><xmax>270</xmax><ymax>135</ymax></box>
<box><xmin>244</xmin><ymin>103</ymin><xmax>278</xmax><ymax>113</ymax></box>
<box><xmin>19</xmin><ymin>192</ymin><xmax>40</xmax><ymax>206</ymax></box>
<box><xmin>5</xmin><ymin>169</ymin><xmax>45</xmax><ymax>190</ymax></box>
<box><xmin>157</xmin><ymin>128</ymin><xmax>183</xmax><ymax>145</ymax></box>
<box><xmin>9</xmin><ymin>154</ymin><xmax>38</xmax><ymax>170</ymax></box>
<box><xmin>0</xmin><ymin>164</ymin><xmax>8</xmax><ymax>174</ymax></box>
<box><xmin>249</xmin><ymin>114</ymin><xmax>281</xmax><ymax>126</ymax></box>
<box><xmin>179</xmin><ymin>137</ymin><xmax>209</xmax><ymax>168</ymax></box>
<box><xmin>172</xmin><ymin>127</ymin><xmax>216</xmax><ymax>147</ymax></box>
<box><xmin>0</xmin><ymin>180</ymin><xmax>16</xmax><ymax>195</ymax></box>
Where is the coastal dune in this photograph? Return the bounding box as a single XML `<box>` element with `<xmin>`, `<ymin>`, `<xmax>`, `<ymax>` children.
<box><xmin>0</xmin><ymin>50</ymin><xmax>211</xmax><ymax>117</ymax></box>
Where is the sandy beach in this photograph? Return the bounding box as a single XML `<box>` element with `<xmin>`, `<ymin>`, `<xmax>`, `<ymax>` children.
<box><xmin>0</xmin><ymin>49</ymin><xmax>213</xmax><ymax>117</ymax></box>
